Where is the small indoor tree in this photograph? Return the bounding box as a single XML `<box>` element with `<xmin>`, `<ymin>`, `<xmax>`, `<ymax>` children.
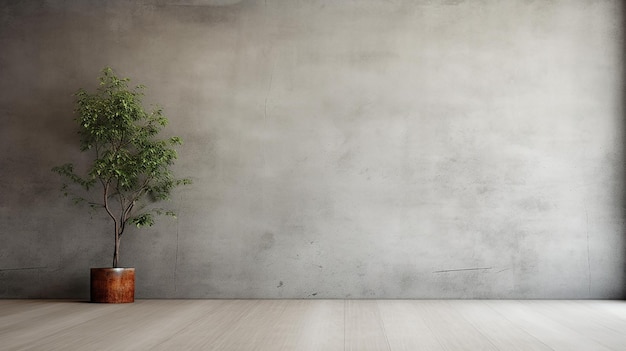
<box><xmin>53</xmin><ymin>67</ymin><xmax>191</xmax><ymax>268</ymax></box>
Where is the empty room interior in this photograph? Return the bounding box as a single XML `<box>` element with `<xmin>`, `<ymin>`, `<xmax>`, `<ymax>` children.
<box><xmin>2</xmin><ymin>0</ymin><xmax>626</xmax><ymax>350</ymax></box>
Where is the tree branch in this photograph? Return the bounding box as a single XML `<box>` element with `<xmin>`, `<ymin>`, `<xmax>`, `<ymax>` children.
<box><xmin>102</xmin><ymin>179</ymin><xmax>118</xmax><ymax>229</ymax></box>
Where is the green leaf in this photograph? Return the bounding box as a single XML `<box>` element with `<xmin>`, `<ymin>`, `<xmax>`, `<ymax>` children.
<box><xmin>131</xmin><ymin>213</ymin><xmax>154</xmax><ymax>227</ymax></box>
<box><xmin>52</xmin><ymin>66</ymin><xmax>191</xmax><ymax>238</ymax></box>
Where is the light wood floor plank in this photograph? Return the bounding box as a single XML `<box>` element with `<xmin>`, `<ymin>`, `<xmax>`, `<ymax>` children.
<box><xmin>217</xmin><ymin>300</ymin><xmax>301</xmax><ymax>349</ymax></box>
<box><xmin>289</xmin><ymin>300</ymin><xmax>345</xmax><ymax>351</ymax></box>
<box><xmin>14</xmin><ymin>300</ymin><xmax>224</xmax><ymax>351</ymax></box>
<box><xmin>578</xmin><ymin>300</ymin><xmax>626</xmax><ymax>326</ymax></box>
<box><xmin>344</xmin><ymin>300</ymin><xmax>391</xmax><ymax>351</ymax></box>
<box><xmin>0</xmin><ymin>300</ymin><xmax>52</xmax><ymax>320</ymax></box>
<box><xmin>526</xmin><ymin>300</ymin><xmax>626</xmax><ymax>351</ymax></box>
<box><xmin>2</xmin><ymin>299</ymin><xmax>626</xmax><ymax>351</ymax></box>
<box><xmin>150</xmin><ymin>299</ymin><xmax>261</xmax><ymax>350</ymax></box>
<box><xmin>154</xmin><ymin>299</ymin><xmax>345</xmax><ymax>351</ymax></box>
<box><xmin>453</xmin><ymin>300</ymin><xmax>553</xmax><ymax>351</ymax></box>
<box><xmin>486</xmin><ymin>300</ymin><xmax>614</xmax><ymax>351</ymax></box>
<box><xmin>377</xmin><ymin>300</ymin><xmax>445</xmax><ymax>351</ymax></box>
<box><xmin>207</xmin><ymin>300</ymin><xmax>307</xmax><ymax>350</ymax></box>
<box><xmin>206</xmin><ymin>300</ymin><xmax>344</xmax><ymax>351</ymax></box>
<box><xmin>1</xmin><ymin>302</ymin><xmax>126</xmax><ymax>351</ymax></box>
<box><xmin>417</xmin><ymin>300</ymin><xmax>500</xmax><ymax>351</ymax></box>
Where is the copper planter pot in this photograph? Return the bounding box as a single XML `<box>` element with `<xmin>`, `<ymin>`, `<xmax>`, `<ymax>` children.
<box><xmin>90</xmin><ymin>268</ymin><xmax>135</xmax><ymax>303</ymax></box>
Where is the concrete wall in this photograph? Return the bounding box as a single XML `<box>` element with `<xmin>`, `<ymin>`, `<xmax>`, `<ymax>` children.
<box><xmin>1</xmin><ymin>0</ymin><xmax>624</xmax><ymax>299</ymax></box>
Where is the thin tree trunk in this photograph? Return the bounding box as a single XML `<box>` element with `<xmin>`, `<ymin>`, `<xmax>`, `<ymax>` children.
<box><xmin>112</xmin><ymin>225</ymin><xmax>120</xmax><ymax>268</ymax></box>
<box><xmin>103</xmin><ymin>181</ymin><xmax>121</xmax><ymax>268</ymax></box>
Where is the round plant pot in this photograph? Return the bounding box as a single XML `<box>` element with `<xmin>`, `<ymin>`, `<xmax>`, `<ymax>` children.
<box><xmin>90</xmin><ymin>268</ymin><xmax>135</xmax><ymax>303</ymax></box>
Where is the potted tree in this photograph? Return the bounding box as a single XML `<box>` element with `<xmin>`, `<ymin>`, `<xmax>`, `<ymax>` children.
<box><xmin>53</xmin><ymin>67</ymin><xmax>191</xmax><ymax>303</ymax></box>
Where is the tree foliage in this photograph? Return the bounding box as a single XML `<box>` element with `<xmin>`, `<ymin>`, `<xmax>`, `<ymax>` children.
<box><xmin>52</xmin><ymin>67</ymin><xmax>191</xmax><ymax>267</ymax></box>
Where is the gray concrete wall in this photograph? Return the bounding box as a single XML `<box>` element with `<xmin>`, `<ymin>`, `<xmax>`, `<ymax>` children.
<box><xmin>0</xmin><ymin>0</ymin><xmax>624</xmax><ymax>299</ymax></box>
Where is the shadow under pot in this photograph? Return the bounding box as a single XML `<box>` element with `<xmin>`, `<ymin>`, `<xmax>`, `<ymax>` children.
<box><xmin>90</xmin><ymin>267</ymin><xmax>135</xmax><ymax>303</ymax></box>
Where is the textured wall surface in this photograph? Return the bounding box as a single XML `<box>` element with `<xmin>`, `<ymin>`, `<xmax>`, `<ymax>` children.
<box><xmin>0</xmin><ymin>0</ymin><xmax>624</xmax><ymax>299</ymax></box>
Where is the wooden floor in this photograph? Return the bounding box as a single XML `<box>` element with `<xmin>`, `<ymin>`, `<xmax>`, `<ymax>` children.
<box><xmin>2</xmin><ymin>300</ymin><xmax>626</xmax><ymax>350</ymax></box>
